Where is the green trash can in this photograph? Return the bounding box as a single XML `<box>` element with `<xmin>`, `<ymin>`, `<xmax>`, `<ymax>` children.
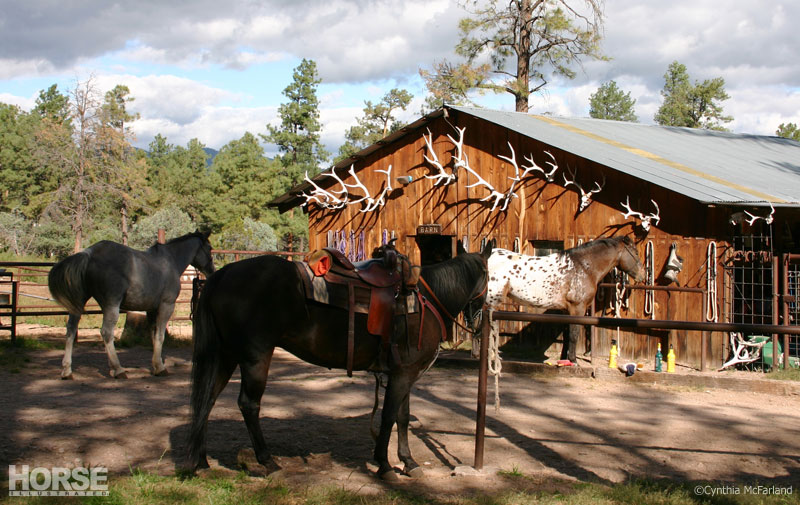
<box><xmin>751</xmin><ymin>336</ymin><xmax>799</xmax><ymax>370</ymax></box>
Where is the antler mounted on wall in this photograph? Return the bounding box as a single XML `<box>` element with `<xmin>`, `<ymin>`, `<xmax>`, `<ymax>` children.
<box><xmin>522</xmin><ymin>150</ymin><xmax>559</xmax><ymax>182</ymax></box>
<box><xmin>422</xmin><ymin>128</ymin><xmax>457</xmax><ymax>186</ymax></box>
<box><xmin>562</xmin><ymin>167</ymin><xmax>605</xmax><ymax>212</ymax></box>
<box><xmin>300</xmin><ymin>170</ymin><xmax>349</xmax><ymax>210</ymax></box>
<box><xmin>744</xmin><ymin>203</ymin><xmax>775</xmax><ymax>226</ymax></box>
<box><xmin>620</xmin><ymin>196</ymin><xmax>660</xmax><ymax>232</ymax></box>
<box><xmin>300</xmin><ymin>164</ymin><xmax>395</xmax><ymax>213</ymax></box>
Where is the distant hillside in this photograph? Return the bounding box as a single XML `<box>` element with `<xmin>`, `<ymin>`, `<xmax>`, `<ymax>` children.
<box><xmin>203</xmin><ymin>147</ymin><xmax>218</xmax><ymax>165</ymax></box>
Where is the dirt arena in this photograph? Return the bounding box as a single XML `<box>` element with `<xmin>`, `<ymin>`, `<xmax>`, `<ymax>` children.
<box><xmin>1</xmin><ymin>324</ymin><xmax>799</xmax><ymax>496</ymax></box>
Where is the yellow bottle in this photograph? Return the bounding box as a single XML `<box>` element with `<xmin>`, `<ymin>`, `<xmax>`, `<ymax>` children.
<box><xmin>609</xmin><ymin>339</ymin><xmax>618</xmax><ymax>369</ymax></box>
<box><xmin>667</xmin><ymin>344</ymin><xmax>676</xmax><ymax>373</ymax></box>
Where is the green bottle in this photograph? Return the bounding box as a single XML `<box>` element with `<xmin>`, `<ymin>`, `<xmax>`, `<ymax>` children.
<box><xmin>655</xmin><ymin>342</ymin><xmax>663</xmax><ymax>372</ymax></box>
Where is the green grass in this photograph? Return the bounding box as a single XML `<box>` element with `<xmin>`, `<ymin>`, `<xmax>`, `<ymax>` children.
<box><xmin>2</xmin><ymin>471</ymin><xmax>798</xmax><ymax>505</ymax></box>
<box><xmin>766</xmin><ymin>367</ymin><xmax>800</xmax><ymax>381</ymax></box>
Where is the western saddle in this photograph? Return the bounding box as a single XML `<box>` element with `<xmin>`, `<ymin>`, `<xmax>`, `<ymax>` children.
<box><xmin>295</xmin><ymin>242</ymin><xmax>420</xmax><ymax>376</ymax></box>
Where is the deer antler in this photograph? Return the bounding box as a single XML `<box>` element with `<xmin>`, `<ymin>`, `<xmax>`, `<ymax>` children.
<box><xmin>521</xmin><ymin>150</ymin><xmax>559</xmax><ymax>182</ymax></box>
<box><xmin>496</xmin><ymin>141</ymin><xmax>524</xmax><ymax>211</ymax></box>
<box><xmin>422</xmin><ymin>128</ymin><xmax>457</xmax><ymax>186</ymax></box>
<box><xmin>743</xmin><ymin>203</ymin><xmax>775</xmax><ymax>226</ymax></box>
<box><xmin>620</xmin><ymin>196</ymin><xmax>660</xmax><ymax>232</ymax></box>
<box><xmin>562</xmin><ymin>168</ymin><xmax>605</xmax><ymax>212</ymax></box>
<box><xmin>459</xmin><ymin>149</ymin><xmax>509</xmax><ymax>212</ymax></box>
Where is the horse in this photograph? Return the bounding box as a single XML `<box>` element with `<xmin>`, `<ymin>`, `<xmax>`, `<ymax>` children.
<box><xmin>48</xmin><ymin>230</ymin><xmax>215</xmax><ymax>379</ymax></box>
<box><xmin>184</xmin><ymin>243</ymin><xmax>491</xmax><ymax>480</ymax></box>
<box><xmin>485</xmin><ymin>236</ymin><xmax>645</xmax><ymax>363</ymax></box>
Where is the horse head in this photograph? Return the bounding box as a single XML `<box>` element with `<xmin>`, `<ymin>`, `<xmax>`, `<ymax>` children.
<box><xmin>191</xmin><ymin>229</ymin><xmax>216</xmax><ymax>277</ymax></box>
<box><xmin>461</xmin><ymin>242</ymin><xmax>493</xmax><ymax>333</ymax></box>
<box><xmin>617</xmin><ymin>236</ymin><xmax>645</xmax><ymax>282</ymax></box>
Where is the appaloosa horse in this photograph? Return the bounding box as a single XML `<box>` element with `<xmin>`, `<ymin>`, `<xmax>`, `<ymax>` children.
<box><xmin>485</xmin><ymin>236</ymin><xmax>644</xmax><ymax>362</ymax></box>
<box><xmin>185</xmin><ymin>243</ymin><xmax>491</xmax><ymax>480</ymax></box>
<box><xmin>48</xmin><ymin>230</ymin><xmax>215</xmax><ymax>379</ymax></box>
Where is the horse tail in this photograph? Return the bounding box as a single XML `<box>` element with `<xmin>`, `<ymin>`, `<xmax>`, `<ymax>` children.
<box><xmin>186</xmin><ymin>272</ymin><xmax>223</xmax><ymax>470</ymax></box>
<box><xmin>47</xmin><ymin>252</ymin><xmax>90</xmax><ymax>315</ymax></box>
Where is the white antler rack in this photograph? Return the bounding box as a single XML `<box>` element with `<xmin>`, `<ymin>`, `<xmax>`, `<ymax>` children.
<box><xmin>562</xmin><ymin>168</ymin><xmax>605</xmax><ymax>212</ymax></box>
<box><xmin>300</xmin><ymin>170</ymin><xmax>349</xmax><ymax>210</ymax></box>
<box><xmin>422</xmin><ymin>128</ymin><xmax>457</xmax><ymax>186</ymax></box>
<box><xmin>522</xmin><ymin>150</ymin><xmax>559</xmax><ymax>182</ymax></box>
<box><xmin>744</xmin><ymin>203</ymin><xmax>775</xmax><ymax>226</ymax></box>
<box><xmin>620</xmin><ymin>196</ymin><xmax>660</xmax><ymax>232</ymax></box>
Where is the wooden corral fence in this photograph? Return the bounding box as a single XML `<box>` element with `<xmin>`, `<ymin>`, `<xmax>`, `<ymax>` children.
<box><xmin>0</xmin><ymin>249</ymin><xmax>306</xmax><ymax>342</ymax></box>
<box><xmin>471</xmin><ymin>310</ymin><xmax>800</xmax><ymax>470</ymax></box>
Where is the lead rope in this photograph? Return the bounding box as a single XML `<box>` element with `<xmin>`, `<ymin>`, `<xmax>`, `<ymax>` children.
<box><xmin>644</xmin><ymin>241</ymin><xmax>655</xmax><ymax>319</ymax></box>
<box><xmin>706</xmin><ymin>241</ymin><xmax>718</xmax><ymax>322</ymax></box>
<box><xmin>487</xmin><ymin>310</ymin><xmax>502</xmax><ymax>411</ymax></box>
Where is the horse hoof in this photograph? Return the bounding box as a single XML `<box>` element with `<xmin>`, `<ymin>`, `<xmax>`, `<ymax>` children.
<box><xmin>153</xmin><ymin>368</ymin><xmax>169</xmax><ymax>377</ymax></box>
<box><xmin>113</xmin><ymin>371</ymin><xmax>128</xmax><ymax>380</ymax></box>
<box><xmin>237</xmin><ymin>448</ymin><xmax>279</xmax><ymax>476</ymax></box>
<box><xmin>61</xmin><ymin>374</ymin><xmax>74</xmax><ymax>380</ymax></box>
<box><xmin>404</xmin><ymin>466</ymin><xmax>424</xmax><ymax>479</ymax></box>
<box><xmin>378</xmin><ymin>469</ymin><xmax>399</xmax><ymax>481</ymax></box>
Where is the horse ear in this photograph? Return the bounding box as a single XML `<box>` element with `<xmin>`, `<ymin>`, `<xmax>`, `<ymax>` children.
<box><xmin>481</xmin><ymin>241</ymin><xmax>493</xmax><ymax>258</ymax></box>
<box><xmin>456</xmin><ymin>240</ymin><xmax>467</xmax><ymax>256</ymax></box>
<box><xmin>196</xmin><ymin>228</ymin><xmax>211</xmax><ymax>240</ymax></box>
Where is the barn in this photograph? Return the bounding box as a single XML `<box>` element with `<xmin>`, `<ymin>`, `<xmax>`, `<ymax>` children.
<box><xmin>271</xmin><ymin>105</ymin><xmax>800</xmax><ymax>370</ymax></box>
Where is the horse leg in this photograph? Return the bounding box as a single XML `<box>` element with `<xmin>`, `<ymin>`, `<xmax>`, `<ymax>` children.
<box><xmin>374</xmin><ymin>372</ymin><xmax>412</xmax><ymax>480</ymax></box>
<box><xmin>238</xmin><ymin>348</ymin><xmax>280</xmax><ymax>473</ymax></box>
<box><xmin>190</xmin><ymin>355</ymin><xmax>237</xmax><ymax>471</ymax></box>
<box><xmin>150</xmin><ymin>302</ymin><xmax>174</xmax><ymax>376</ymax></box>
<box><xmin>61</xmin><ymin>313</ymin><xmax>81</xmax><ymax>380</ymax></box>
<box><xmin>100</xmin><ymin>307</ymin><xmax>127</xmax><ymax>379</ymax></box>
<box><xmin>396</xmin><ymin>392</ymin><xmax>423</xmax><ymax>478</ymax></box>
<box><xmin>565</xmin><ymin>304</ymin><xmax>587</xmax><ymax>364</ymax></box>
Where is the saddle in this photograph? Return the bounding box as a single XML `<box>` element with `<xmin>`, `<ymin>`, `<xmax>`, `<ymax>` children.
<box><xmin>295</xmin><ymin>244</ymin><xmax>421</xmax><ymax>376</ymax></box>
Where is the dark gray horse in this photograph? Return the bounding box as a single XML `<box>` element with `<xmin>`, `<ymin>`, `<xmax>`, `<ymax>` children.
<box><xmin>48</xmin><ymin>230</ymin><xmax>215</xmax><ymax>379</ymax></box>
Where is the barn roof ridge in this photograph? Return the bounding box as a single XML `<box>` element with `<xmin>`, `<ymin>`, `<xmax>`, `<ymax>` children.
<box><xmin>270</xmin><ymin>105</ymin><xmax>800</xmax><ymax>212</ymax></box>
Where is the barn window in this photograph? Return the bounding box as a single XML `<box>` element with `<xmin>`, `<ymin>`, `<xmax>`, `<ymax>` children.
<box><xmin>724</xmin><ymin>232</ymin><xmax>773</xmax><ymax>327</ymax></box>
<box><xmin>530</xmin><ymin>240</ymin><xmax>563</xmax><ymax>256</ymax></box>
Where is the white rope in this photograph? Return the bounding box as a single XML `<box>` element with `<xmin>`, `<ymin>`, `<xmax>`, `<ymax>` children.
<box><xmin>614</xmin><ymin>279</ymin><xmax>626</xmax><ymax>356</ymax></box>
<box><xmin>706</xmin><ymin>241</ymin><xmax>718</xmax><ymax>322</ymax></box>
<box><xmin>644</xmin><ymin>241</ymin><xmax>655</xmax><ymax>319</ymax></box>
<box><xmin>487</xmin><ymin>310</ymin><xmax>502</xmax><ymax>411</ymax></box>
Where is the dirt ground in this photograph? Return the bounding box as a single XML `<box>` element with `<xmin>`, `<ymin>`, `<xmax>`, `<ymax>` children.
<box><xmin>1</xmin><ymin>323</ymin><xmax>799</xmax><ymax>496</ymax></box>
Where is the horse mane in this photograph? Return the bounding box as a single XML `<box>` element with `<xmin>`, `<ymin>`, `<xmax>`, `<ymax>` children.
<box><xmin>420</xmin><ymin>254</ymin><xmax>482</xmax><ymax>302</ymax></box>
<box><xmin>565</xmin><ymin>236</ymin><xmax>630</xmax><ymax>258</ymax></box>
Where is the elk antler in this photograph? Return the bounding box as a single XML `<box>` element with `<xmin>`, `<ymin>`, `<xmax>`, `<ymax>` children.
<box><xmin>300</xmin><ymin>171</ymin><xmax>348</xmax><ymax>210</ymax></box>
<box><xmin>620</xmin><ymin>196</ymin><xmax>660</xmax><ymax>232</ymax></box>
<box><xmin>521</xmin><ymin>150</ymin><xmax>559</xmax><ymax>182</ymax></box>
<box><xmin>422</xmin><ymin>128</ymin><xmax>457</xmax><ymax>186</ymax></box>
<box><xmin>362</xmin><ymin>165</ymin><xmax>394</xmax><ymax>212</ymax></box>
<box><xmin>459</xmin><ymin>148</ymin><xmax>509</xmax><ymax>212</ymax></box>
<box><xmin>562</xmin><ymin>168</ymin><xmax>605</xmax><ymax>212</ymax></box>
<box><xmin>743</xmin><ymin>203</ymin><xmax>775</xmax><ymax>226</ymax></box>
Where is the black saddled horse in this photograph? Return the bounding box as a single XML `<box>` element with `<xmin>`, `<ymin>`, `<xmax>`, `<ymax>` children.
<box><xmin>185</xmin><ymin>243</ymin><xmax>491</xmax><ymax>480</ymax></box>
<box><xmin>48</xmin><ymin>230</ymin><xmax>215</xmax><ymax>379</ymax></box>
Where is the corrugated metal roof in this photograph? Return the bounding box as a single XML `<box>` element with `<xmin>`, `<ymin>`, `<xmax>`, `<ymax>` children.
<box><xmin>270</xmin><ymin>105</ymin><xmax>800</xmax><ymax>211</ymax></box>
<box><xmin>450</xmin><ymin>105</ymin><xmax>800</xmax><ymax>205</ymax></box>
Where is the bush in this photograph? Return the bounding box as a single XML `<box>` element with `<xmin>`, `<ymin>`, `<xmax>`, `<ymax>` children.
<box><xmin>129</xmin><ymin>206</ymin><xmax>196</xmax><ymax>249</ymax></box>
<box><xmin>217</xmin><ymin>217</ymin><xmax>277</xmax><ymax>252</ymax></box>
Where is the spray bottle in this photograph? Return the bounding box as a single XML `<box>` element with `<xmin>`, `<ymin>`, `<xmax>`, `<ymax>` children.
<box><xmin>609</xmin><ymin>339</ymin><xmax>618</xmax><ymax>369</ymax></box>
<box><xmin>667</xmin><ymin>343</ymin><xmax>676</xmax><ymax>373</ymax></box>
<box><xmin>655</xmin><ymin>342</ymin><xmax>663</xmax><ymax>372</ymax></box>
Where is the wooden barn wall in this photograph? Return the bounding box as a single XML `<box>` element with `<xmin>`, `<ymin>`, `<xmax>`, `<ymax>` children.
<box><xmin>304</xmin><ymin>111</ymin><xmax>744</xmax><ymax>369</ymax></box>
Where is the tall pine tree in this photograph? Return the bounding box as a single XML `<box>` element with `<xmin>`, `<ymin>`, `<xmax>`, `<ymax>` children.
<box><xmin>589</xmin><ymin>81</ymin><xmax>638</xmax><ymax>122</ymax></box>
<box><xmin>654</xmin><ymin>61</ymin><xmax>732</xmax><ymax>131</ymax></box>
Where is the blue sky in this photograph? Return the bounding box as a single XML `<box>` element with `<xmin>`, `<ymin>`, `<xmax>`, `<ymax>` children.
<box><xmin>1</xmin><ymin>0</ymin><xmax>799</xmax><ymax>159</ymax></box>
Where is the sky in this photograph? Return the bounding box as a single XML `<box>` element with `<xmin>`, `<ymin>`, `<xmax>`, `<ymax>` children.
<box><xmin>1</xmin><ymin>0</ymin><xmax>799</xmax><ymax>159</ymax></box>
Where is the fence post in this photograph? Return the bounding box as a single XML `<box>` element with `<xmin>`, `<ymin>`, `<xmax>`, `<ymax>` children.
<box><xmin>474</xmin><ymin>307</ymin><xmax>489</xmax><ymax>470</ymax></box>
<box><xmin>157</xmin><ymin>228</ymin><xmax>166</xmax><ymax>244</ymax></box>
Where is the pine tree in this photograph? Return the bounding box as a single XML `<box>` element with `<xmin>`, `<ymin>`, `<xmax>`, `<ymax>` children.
<box><xmin>776</xmin><ymin>122</ymin><xmax>800</xmax><ymax>141</ymax></box>
<box><xmin>262</xmin><ymin>58</ymin><xmax>329</xmax><ymax>188</ymax></box>
<box><xmin>588</xmin><ymin>81</ymin><xmax>638</xmax><ymax>122</ymax></box>
<box><xmin>654</xmin><ymin>61</ymin><xmax>732</xmax><ymax>131</ymax></box>
<box><xmin>338</xmin><ymin>88</ymin><xmax>413</xmax><ymax>160</ymax></box>
<box><xmin>421</xmin><ymin>0</ymin><xmax>605</xmax><ymax>112</ymax></box>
